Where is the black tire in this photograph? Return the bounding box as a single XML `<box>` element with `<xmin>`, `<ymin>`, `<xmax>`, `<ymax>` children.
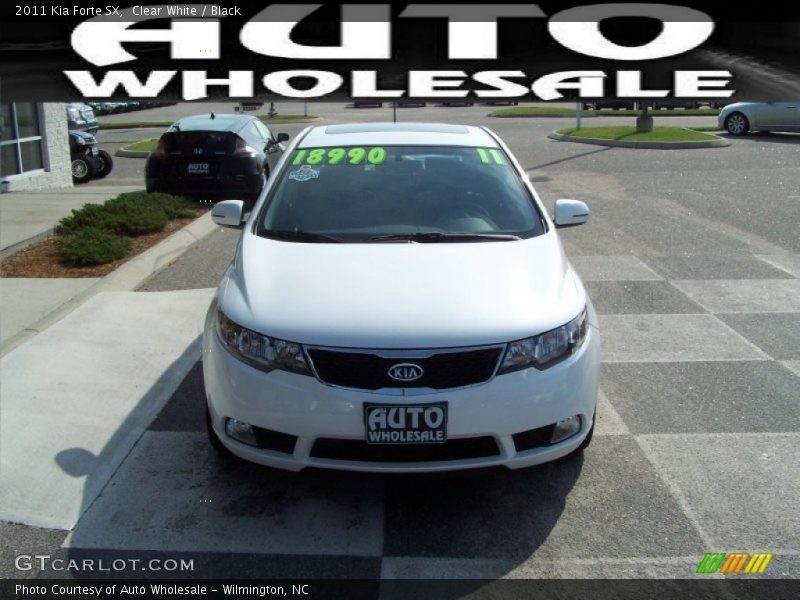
<box><xmin>246</xmin><ymin>171</ymin><xmax>267</xmax><ymax>209</ymax></box>
<box><xmin>94</xmin><ymin>150</ymin><xmax>114</xmax><ymax>179</ymax></box>
<box><xmin>566</xmin><ymin>412</ymin><xmax>595</xmax><ymax>458</ymax></box>
<box><xmin>206</xmin><ymin>406</ymin><xmax>234</xmax><ymax>458</ymax></box>
<box><xmin>725</xmin><ymin>112</ymin><xmax>750</xmax><ymax>136</ymax></box>
<box><xmin>71</xmin><ymin>153</ymin><xmax>96</xmax><ymax>184</ymax></box>
<box><xmin>578</xmin><ymin>419</ymin><xmax>594</xmax><ymax>451</ymax></box>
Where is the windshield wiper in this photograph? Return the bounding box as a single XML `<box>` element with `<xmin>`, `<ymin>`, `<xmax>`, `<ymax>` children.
<box><xmin>262</xmin><ymin>229</ymin><xmax>343</xmax><ymax>243</ymax></box>
<box><xmin>367</xmin><ymin>232</ymin><xmax>521</xmax><ymax>243</ymax></box>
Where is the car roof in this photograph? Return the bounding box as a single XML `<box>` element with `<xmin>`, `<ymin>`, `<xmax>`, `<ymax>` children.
<box><xmin>299</xmin><ymin>123</ymin><xmax>499</xmax><ymax>148</ymax></box>
<box><xmin>169</xmin><ymin>114</ymin><xmax>252</xmax><ymax>133</ymax></box>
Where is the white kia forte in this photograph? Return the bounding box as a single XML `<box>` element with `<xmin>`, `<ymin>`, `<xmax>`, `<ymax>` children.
<box><xmin>203</xmin><ymin>122</ymin><xmax>600</xmax><ymax>472</ymax></box>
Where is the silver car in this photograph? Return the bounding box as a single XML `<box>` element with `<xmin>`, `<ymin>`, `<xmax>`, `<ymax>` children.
<box><xmin>719</xmin><ymin>102</ymin><xmax>800</xmax><ymax>135</ymax></box>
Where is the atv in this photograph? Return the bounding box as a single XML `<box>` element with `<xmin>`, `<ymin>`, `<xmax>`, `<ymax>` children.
<box><xmin>69</xmin><ymin>130</ymin><xmax>113</xmax><ymax>184</ymax></box>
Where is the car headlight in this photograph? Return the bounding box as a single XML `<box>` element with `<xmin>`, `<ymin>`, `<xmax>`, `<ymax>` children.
<box><xmin>216</xmin><ymin>309</ymin><xmax>311</xmax><ymax>375</ymax></box>
<box><xmin>499</xmin><ymin>308</ymin><xmax>588</xmax><ymax>373</ymax></box>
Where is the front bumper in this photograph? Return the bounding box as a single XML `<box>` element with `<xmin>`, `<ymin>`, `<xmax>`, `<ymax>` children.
<box><xmin>202</xmin><ymin>316</ymin><xmax>601</xmax><ymax>473</ymax></box>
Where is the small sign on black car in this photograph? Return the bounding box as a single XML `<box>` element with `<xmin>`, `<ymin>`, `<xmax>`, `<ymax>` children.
<box><xmin>187</xmin><ymin>162</ymin><xmax>209</xmax><ymax>175</ymax></box>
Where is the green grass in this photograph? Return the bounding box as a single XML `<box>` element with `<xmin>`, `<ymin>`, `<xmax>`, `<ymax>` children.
<box><xmin>100</xmin><ymin>114</ymin><xmax>317</xmax><ymax>130</ymax></box>
<box><xmin>687</xmin><ymin>126</ymin><xmax>724</xmax><ymax>132</ymax></box>
<box><xmin>555</xmin><ymin>126</ymin><xmax>720</xmax><ymax>142</ymax></box>
<box><xmin>492</xmin><ymin>106</ymin><xmax>720</xmax><ymax>118</ymax></box>
<box><xmin>493</xmin><ymin>106</ymin><xmax>579</xmax><ymax>116</ymax></box>
<box><xmin>120</xmin><ymin>138</ymin><xmax>158</xmax><ymax>152</ymax></box>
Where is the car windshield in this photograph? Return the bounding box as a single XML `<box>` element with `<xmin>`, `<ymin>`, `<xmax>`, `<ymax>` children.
<box><xmin>257</xmin><ymin>145</ymin><xmax>544</xmax><ymax>242</ymax></box>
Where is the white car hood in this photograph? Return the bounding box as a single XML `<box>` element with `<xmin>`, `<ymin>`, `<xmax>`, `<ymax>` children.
<box><xmin>220</xmin><ymin>233</ymin><xmax>585</xmax><ymax>348</ymax></box>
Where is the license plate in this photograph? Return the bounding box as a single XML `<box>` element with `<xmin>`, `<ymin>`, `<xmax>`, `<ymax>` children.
<box><xmin>364</xmin><ymin>402</ymin><xmax>447</xmax><ymax>445</ymax></box>
<box><xmin>186</xmin><ymin>162</ymin><xmax>209</xmax><ymax>175</ymax></box>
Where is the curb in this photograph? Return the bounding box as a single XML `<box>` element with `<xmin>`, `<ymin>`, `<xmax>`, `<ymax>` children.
<box><xmin>547</xmin><ymin>131</ymin><xmax>729</xmax><ymax>149</ymax></box>
<box><xmin>0</xmin><ymin>212</ymin><xmax>218</xmax><ymax>357</ymax></box>
<box><xmin>116</xmin><ymin>147</ymin><xmax>151</xmax><ymax>158</ymax></box>
<box><xmin>492</xmin><ymin>112</ymin><xmax>719</xmax><ymax>119</ymax></box>
<box><xmin>491</xmin><ymin>113</ymin><xmax>598</xmax><ymax>119</ymax></box>
<box><xmin>0</xmin><ymin>229</ymin><xmax>53</xmax><ymax>261</ymax></box>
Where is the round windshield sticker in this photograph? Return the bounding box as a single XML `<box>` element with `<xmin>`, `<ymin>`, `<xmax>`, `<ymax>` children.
<box><xmin>288</xmin><ymin>165</ymin><xmax>320</xmax><ymax>182</ymax></box>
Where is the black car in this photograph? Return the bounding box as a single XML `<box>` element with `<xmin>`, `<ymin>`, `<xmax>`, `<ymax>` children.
<box><xmin>145</xmin><ymin>113</ymin><xmax>288</xmax><ymax>204</ymax></box>
<box><xmin>69</xmin><ymin>130</ymin><xmax>113</xmax><ymax>184</ymax></box>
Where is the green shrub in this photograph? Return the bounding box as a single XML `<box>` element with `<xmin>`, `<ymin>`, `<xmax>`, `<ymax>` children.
<box><xmin>114</xmin><ymin>191</ymin><xmax>195</xmax><ymax>219</ymax></box>
<box><xmin>102</xmin><ymin>195</ymin><xmax>168</xmax><ymax>235</ymax></box>
<box><xmin>57</xmin><ymin>227</ymin><xmax>131</xmax><ymax>266</ymax></box>
<box><xmin>57</xmin><ymin>192</ymin><xmax>192</xmax><ymax>236</ymax></box>
<box><xmin>58</xmin><ymin>203</ymin><xmax>114</xmax><ymax>234</ymax></box>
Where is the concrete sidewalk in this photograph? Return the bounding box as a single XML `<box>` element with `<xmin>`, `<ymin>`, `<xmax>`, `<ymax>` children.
<box><xmin>0</xmin><ymin>184</ymin><xmax>143</xmax><ymax>351</ymax></box>
<box><xmin>0</xmin><ymin>278</ymin><xmax>99</xmax><ymax>344</ymax></box>
<box><xmin>0</xmin><ymin>185</ymin><xmax>142</xmax><ymax>257</ymax></box>
<box><xmin>0</xmin><ymin>288</ymin><xmax>214</xmax><ymax>529</ymax></box>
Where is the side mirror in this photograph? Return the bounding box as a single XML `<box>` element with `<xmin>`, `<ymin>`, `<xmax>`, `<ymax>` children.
<box><xmin>212</xmin><ymin>200</ymin><xmax>245</xmax><ymax>228</ymax></box>
<box><xmin>276</xmin><ymin>132</ymin><xmax>290</xmax><ymax>142</ymax></box>
<box><xmin>553</xmin><ymin>199</ymin><xmax>590</xmax><ymax>228</ymax></box>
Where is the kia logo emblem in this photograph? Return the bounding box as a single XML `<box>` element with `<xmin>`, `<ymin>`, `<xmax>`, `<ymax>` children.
<box><xmin>387</xmin><ymin>363</ymin><xmax>424</xmax><ymax>382</ymax></box>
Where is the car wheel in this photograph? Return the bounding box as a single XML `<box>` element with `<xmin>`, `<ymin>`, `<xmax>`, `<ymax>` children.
<box><xmin>564</xmin><ymin>411</ymin><xmax>595</xmax><ymax>458</ymax></box>
<box><xmin>71</xmin><ymin>153</ymin><xmax>96</xmax><ymax>184</ymax></box>
<box><xmin>577</xmin><ymin>419</ymin><xmax>594</xmax><ymax>451</ymax></box>
<box><xmin>94</xmin><ymin>150</ymin><xmax>114</xmax><ymax>179</ymax></box>
<box><xmin>725</xmin><ymin>112</ymin><xmax>750</xmax><ymax>136</ymax></box>
<box><xmin>247</xmin><ymin>171</ymin><xmax>267</xmax><ymax>209</ymax></box>
<box><xmin>206</xmin><ymin>406</ymin><xmax>235</xmax><ymax>459</ymax></box>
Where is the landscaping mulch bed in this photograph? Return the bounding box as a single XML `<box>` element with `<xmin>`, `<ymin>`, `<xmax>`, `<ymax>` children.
<box><xmin>0</xmin><ymin>209</ymin><xmax>208</xmax><ymax>279</ymax></box>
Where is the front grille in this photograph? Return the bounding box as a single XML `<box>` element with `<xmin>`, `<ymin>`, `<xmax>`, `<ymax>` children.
<box><xmin>306</xmin><ymin>347</ymin><xmax>503</xmax><ymax>390</ymax></box>
<box><xmin>310</xmin><ymin>436</ymin><xmax>500</xmax><ymax>462</ymax></box>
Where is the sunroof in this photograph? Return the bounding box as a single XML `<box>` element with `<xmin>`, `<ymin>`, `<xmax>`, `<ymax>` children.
<box><xmin>324</xmin><ymin>123</ymin><xmax>469</xmax><ymax>134</ymax></box>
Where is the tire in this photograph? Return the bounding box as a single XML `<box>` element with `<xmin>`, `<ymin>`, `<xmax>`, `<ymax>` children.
<box><xmin>566</xmin><ymin>412</ymin><xmax>595</xmax><ymax>458</ymax></box>
<box><xmin>246</xmin><ymin>171</ymin><xmax>267</xmax><ymax>209</ymax></box>
<box><xmin>71</xmin><ymin>153</ymin><xmax>96</xmax><ymax>184</ymax></box>
<box><xmin>725</xmin><ymin>112</ymin><xmax>750</xmax><ymax>136</ymax></box>
<box><xmin>94</xmin><ymin>150</ymin><xmax>113</xmax><ymax>179</ymax></box>
<box><xmin>578</xmin><ymin>419</ymin><xmax>594</xmax><ymax>451</ymax></box>
<box><xmin>206</xmin><ymin>406</ymin><xmax>234</xmax><ymax>458</ymax></box>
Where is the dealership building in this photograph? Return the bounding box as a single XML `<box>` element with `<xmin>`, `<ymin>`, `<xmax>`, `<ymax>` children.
<box><xmin>1</xmin><ymin>102</ymin><xmax>72</xmax><ymax>192</ymax></box>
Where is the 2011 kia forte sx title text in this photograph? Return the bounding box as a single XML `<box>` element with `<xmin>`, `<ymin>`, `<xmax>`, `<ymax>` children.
<box><xmin>203</xmin><ymin>123</ymin><xmax>601</xmax><ymax>472</ymax></box>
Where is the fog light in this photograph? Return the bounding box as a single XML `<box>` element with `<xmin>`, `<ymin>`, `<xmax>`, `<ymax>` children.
<box><xmin>225</xmin><ymin>418</ymin><xmax>258</xmax><ymax>446</ymax></box>
<box><xmin>551</xmin><ymin>415</ymin><xmax>581</xmax><ymax>444</ymax></box>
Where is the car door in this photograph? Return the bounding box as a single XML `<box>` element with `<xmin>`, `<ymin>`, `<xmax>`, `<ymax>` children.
<box><xmin>752</xmin><ymin>102</ymin><xmax>800</xmax><ymax>130</ymax></box>
<box><xmin>775</xmin><ymin>102</ymin><xmax>800</xmax><ymax>131</ymax></box>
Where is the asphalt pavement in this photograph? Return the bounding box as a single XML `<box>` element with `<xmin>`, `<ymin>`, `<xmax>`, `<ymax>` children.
<box><xmin>2</xmin><ymin>102</ymin><xmax>799</xmax><ymax>582</ymax></box>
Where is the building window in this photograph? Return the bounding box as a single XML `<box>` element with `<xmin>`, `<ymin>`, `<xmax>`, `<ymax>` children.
<box><xmin>0</xmin><ymin>103</ymin><xmax>44</xmax><ymax>177</ymax></box>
